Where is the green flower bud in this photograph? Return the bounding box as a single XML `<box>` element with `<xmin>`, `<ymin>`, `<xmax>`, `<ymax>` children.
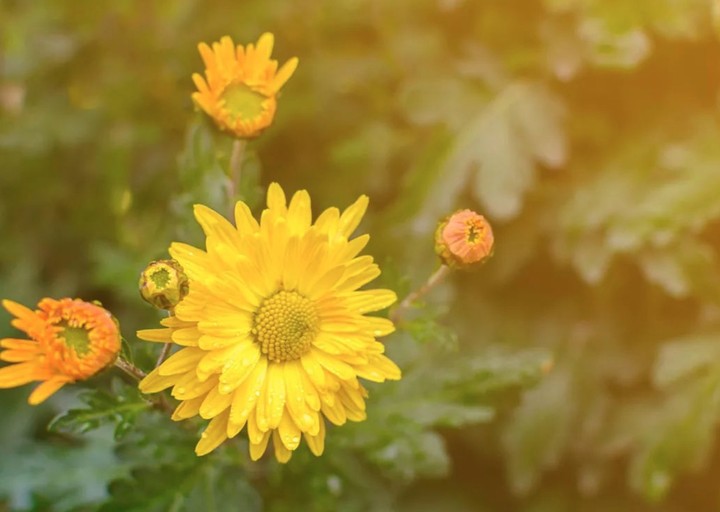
<box><xmin>139</xmin><ymin>259</ymin><xmax>189</xmax><ymax>310</ymax></box>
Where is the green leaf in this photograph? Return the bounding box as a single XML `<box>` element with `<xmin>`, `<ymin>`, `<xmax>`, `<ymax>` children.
<box><xmin>629</xmin><ymin>372</ymin><xmax>720</xmax><ymax>501</ymax></box>
<box><xmin>503</xmin><ymin>368</ymin><xmax>575</xmax><ymax>494</ymax></box>
<box><xmin>48</xmin><ymin>379</ymin><xmax>149</xmax><ymax>441</ymax></box>
<box><xmin>653</xmin><ymin>333</ymin><xmax>720</xmax><ymax>389</ymax></box>
<box><xmin>414</xmin><ymin>82</ymin><xmax>566</xmax><ymax>229</ymax></box>
<box><xmin>101</xmin><ymin>463</ymin><xmax>261</xmax><ymax>512</ymax></box>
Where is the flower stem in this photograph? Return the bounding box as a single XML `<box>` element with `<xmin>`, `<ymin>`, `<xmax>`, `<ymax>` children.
<box><xmin>391</xmin><ymin>264</ymin><xmax>451</xmax><ymax>322</ymax></box>
<box><xmin>156</xmin><ymin>343</ymin><xmax>172</xmax><ymax>367</ymax></box>
<box><xmin>227</xmin><ymin>139</ymin><xmax>247</xmax><ymax>215</ymax></box>
<box><xmin>114</xmin><ymin>357</ymin><xmax>147</xmax><ymax>381</ymax></box>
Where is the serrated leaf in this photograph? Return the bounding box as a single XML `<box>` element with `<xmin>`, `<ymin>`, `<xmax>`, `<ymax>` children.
<box><xmin>629</xmin><ymin>372</ymin><xmax>720</xmax><ymax>501</ymax></box>
<box><xmin>48</xmin><ymin>380</ymin><xmax>149</xmax><ymax>441</ymax></box>
<box><xmin>413</xmin><ymin>82</ymin><xmax>566</xmax><ymax>229</ymax></box>
<box><xmin>101</xmin><ymin>463</ymin><xmax>261</xmax><ymax>512</ymax></box>
<box><xmin>653</xmin><ymin>334</ymin><xmax>720</xmax><ymax>389</ymax></box>
<box><xmin>503</xmin><ymin>367</ymin><xmax>575</xmax><ymax>495</ymax></box>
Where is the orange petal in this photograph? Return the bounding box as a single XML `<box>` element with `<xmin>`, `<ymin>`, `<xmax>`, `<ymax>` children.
<box><xmin>0</xmin><ymin>362</ymin><xmax>39</xmax><ymax>387</ymax></box>
<box><xmin>28</xmin><ymin>378</ymin><xmax>68</xmax><ymax>405</ymax></box>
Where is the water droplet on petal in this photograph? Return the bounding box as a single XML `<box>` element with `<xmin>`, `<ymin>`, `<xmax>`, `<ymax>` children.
<box><xmin>301</xmin><ymin>413</ymin><xmax>313</xmax><ymax>427</ymax></box>
<box><xmin>201</xmin><ymin>432</ymin><xmax>208</xmax><ymax>438</ymax></box>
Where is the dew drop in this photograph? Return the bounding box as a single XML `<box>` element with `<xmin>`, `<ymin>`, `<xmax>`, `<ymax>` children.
<box><xmin>201</xmin><ymin>432</ymin><xmax>208</xmax><ymax>439</ymax></box>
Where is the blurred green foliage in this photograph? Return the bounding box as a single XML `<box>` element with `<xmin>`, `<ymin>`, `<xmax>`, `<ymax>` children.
<box><xmin>1</xmin><ymin>0</ymin><xmax>720</xmax><ymax>510</ymax></box>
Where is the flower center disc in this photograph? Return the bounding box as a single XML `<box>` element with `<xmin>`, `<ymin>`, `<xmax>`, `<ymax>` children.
<box><xmin>252</xmin><ymin>290</ymin><xmax>319</xmax><ymax>362</ymax></box>
<box><xmin>58</xmin><ymin>320</ymin><xmax>92</xmax><ymax>356</ymax></box>
<box><xmin>221</xmin><ymin>83</ymin><xmax>266</xmax><ymax>121</ymax></box>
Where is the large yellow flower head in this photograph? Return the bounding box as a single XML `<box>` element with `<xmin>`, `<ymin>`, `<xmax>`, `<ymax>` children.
<box><xmin>191</xmin><ymin>33</ymin><xmax>299</xmax><ymax>139</ymax></box>
<box><xmin>138</xmin><ymin>183</ymin><xmax>401</xmax><ymax>462</ymax></box>
<box><xmin>0</xmin><ymin>298</ymin><xmax>121</xmax><ymax>404</ymax></box>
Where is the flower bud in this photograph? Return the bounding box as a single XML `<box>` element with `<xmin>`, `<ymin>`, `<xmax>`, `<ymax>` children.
<box><xmin>0</xmin><ymin>297</ymin><xmax>121</xmax><ymax>404</ymax></box>
<box><xmin>435</xmin><ymin>209</ymin><xmax>494</xmax><ymax>269</ymax></box>
<box><xmin>139</xmin><ymin>259</ymin><xmax>189</xmax><ymax>310</ymax></box>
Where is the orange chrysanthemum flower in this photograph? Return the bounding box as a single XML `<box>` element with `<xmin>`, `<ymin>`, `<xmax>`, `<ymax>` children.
<box><xmin>191</xmin><ymin>33</ymin><xmax>299</xmax><ymax>139</ymax></box>
<box><xmin>0</xmin><ymin>298</ymin><xmax>121</xmax><ymax>404</ymax></box>
<box><xmin>435</xmin><ymin>209</ymin><xmax>494</xmax><ymax>268</ymax></box>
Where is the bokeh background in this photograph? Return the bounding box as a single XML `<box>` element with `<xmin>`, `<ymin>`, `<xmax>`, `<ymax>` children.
<box><xmin>2</xmin><ymin>1</ymin><xmax>720</xmax><ymax>511</ymax></box>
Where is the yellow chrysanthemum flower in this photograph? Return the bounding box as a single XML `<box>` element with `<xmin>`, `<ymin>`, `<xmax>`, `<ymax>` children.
<box><xmin>138</xmin><ymin>183</ymin><xmax>401</xmax><ymax>462</ymax></box>
<box><xmin>0</xmin><ymin>298</ymin><xmax>121</xmax><ymax>404</ymax></box>
<box><xmin>191</xmin><ymin>33</ymin><xmax>299</xmax><ymax>139</ymax></box>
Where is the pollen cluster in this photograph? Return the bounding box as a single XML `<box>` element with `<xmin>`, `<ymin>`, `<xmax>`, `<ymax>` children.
<box><xmin>252</xmin><ymin>290</ymin><xmax>319</xmax><ymax>362</ymax></box>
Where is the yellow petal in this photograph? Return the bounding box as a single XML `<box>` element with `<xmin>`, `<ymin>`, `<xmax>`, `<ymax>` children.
<box><xmin>303</xmin><ymin>418</ymin><xmax>326</xmax><ymax>456</ymax></box>
<box><xmin>170</xmin><ymin>326</ymin><xmax>201</xmax><ymax>346</ymax></box>
<box><xmin>158</xmin><ymin>348</ymin><xmax>204</xmax><ymax>376</ymax></box>
<box><xmin>344</xmin><ymin>289</ymin><xmax>397</xmax><ymax>313</ymax></box>
<box><xmin>256</xmin><ymin>32</ymin><xmax>275</xmax><ymax>61</ymax></box>
<box><xmin>257</xmin><ymin>363</ymin><xmax>286</xmax><ymax>431</ymax></box>
<box><xmin>171</xmin><ymin>373</ymin><xmax>217</xmax><ymax>400</ymax></box>
<box><xmin>247</xmin><ymin>411</ymin><xmax>271</xmax><ymax>446</ymax></box>
<box><xmin>219</xmin><ymin>343</ymin><xmax>261</xmax><ymax>394</ymax></box>
<box><xmin>172</xmin><ymin>395</ymin><xmax>204</xmax><ymax>421</ymax></box>
<box><xmin>199</xmin><ymin>384</ymin><xmax>234</xmax><ymax>419</ymax></box>
<box><xmin>284</xmin><ymin>361</ymin><xmax>320</xmax><ymax>433</ymax></box>
<box><xmin>272</xmin><ymin>430</ymin><xmax>293</xmax><ymax>463</ymax></box>
<box><xmin>266</xmin><ymin>182</ymin><xmax>287</xmax><ymax>214</ymax></box>
<box><xmin>321</xmin><ymin>395</ymin><xmax>347</xmax><ymax>426</ymax></box>
<box><xmin>195</xmin><ymin>409</ymin><xmax>230</xmax><ymax>456</ymax></box>
<box><xmin>196</xmin><ymin>344</ymin><xmax>246</xmax><ymax>381</ymax></box>
<box><xmin>311</xmin><ymin>348</ymin><xmax>356</xmax><ymax>381</ymax></box>
<box><xmin>277</xmin><ymin>409</ymin><xmax>302</xmax><ymax>450</ymax></box>
<box><xmin>287</xmin><ymin>190</ymin><xmax>312</xmax><ymax>235</ymax></box>
<box><xmin>249</xmin><ymin>429</ymin><xmax>271</xmax><ymax>461</ymax></box>
<box><xmin>229</xmin><ymin>357</ymin><xmax>267</xmax><ymax>430</ymax></box>
<box><xmin>271</xmin><ymin>57</ymin><xmax>299</xmax><ymax>92</ymax></box>
<box><xmin>194</xmin><ymin>204</ymin><xmax>243</xmax><ymax>252</ymax></box>
<box><xmin>338</xmin><ymin>195</ymin><xmax>368</xmax><ymax>237</ymax></box>
<box><xmin>300</xmin><ymin>352</ymin><xmax>327</xmax><ymax>389</ymax></box>
<box><xmin>234</xmin><ymin>201</ymin><xmax>260</xmax><ymax>234</ymax></box>
<box><xmin>136</xmin><ymin>328</ymin><xmax>173</xmax><ymax>343</ymax></box>
<box><xmin>139</xmin><ymin>368</ymin><xmax>177</xmax><ymax>393</ymax></box>
<box><xmin>314</xmin><ymin>207</ymin><xmax>340</xmax><ymax>236</ymax></box>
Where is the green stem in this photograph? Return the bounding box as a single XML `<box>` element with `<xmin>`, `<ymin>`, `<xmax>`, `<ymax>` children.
<box><xmin>227</xmin><ymin>139</ymin><xmax>247</xmax><ymax>215</ymax></box>
<box><xmin>114</xmin><ymin>356</ymin><xmax>146</xmax><ymax>381</ymax></box>
<box><xmin>391</xmin><ymin>264</ymin><xmax>450</xmax><ymax>323</ymax></box>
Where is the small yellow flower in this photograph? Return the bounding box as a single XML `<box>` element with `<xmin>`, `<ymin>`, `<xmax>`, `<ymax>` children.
<box><xmin>139</xmin><ymin>259</ymin><xmax>190</xmax><ymax>310</ymax></box>
<box><xmin>192</xmin><ymin>33</ymin><xmax>299</xmax><ymax>139</ymax></box>
<box><xmin>0</xmin><ymin>298</ymin><xmax>121</xmax><ymax>404</ymax></box>
<box><xmin>138</xmin><ymin>183</ymin><xmax>401</xmax><ymax>462</ymax></box>
<box><xmin>435</xmin><ymin>209</ymin><xmax>494</xmax><ymax>268</ymax></box>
